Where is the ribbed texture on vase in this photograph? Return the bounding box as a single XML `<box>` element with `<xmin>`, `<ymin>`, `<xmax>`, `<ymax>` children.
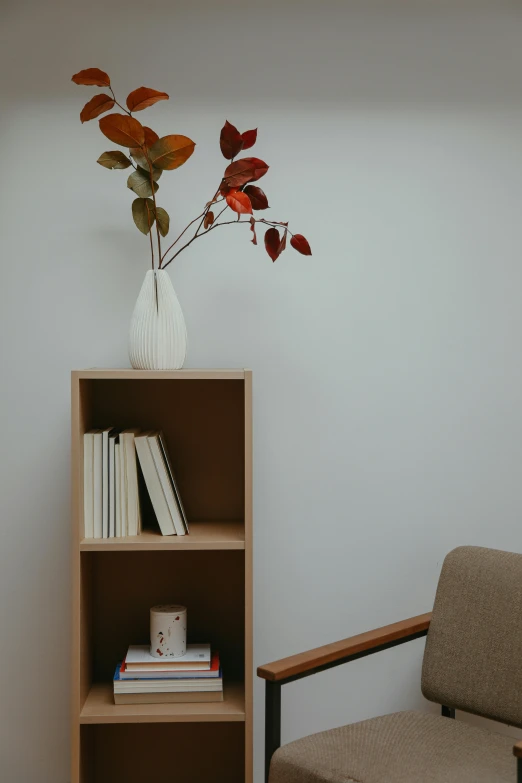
<box><xmin>129</xmin><ymin>270</ymin><xmax>187</xmax><ymax>370</ymax></box>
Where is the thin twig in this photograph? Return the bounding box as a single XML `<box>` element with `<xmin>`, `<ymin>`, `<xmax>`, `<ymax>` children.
<box><xmin>159</xmin><ymin>198</ymin><xmax>225</xmax><ymax>264</ymax></box>
<box><xmin>109</xmin><ymin>87</ymin><xmax>132</xmax><ymax>116</ymax></box>
<box><xmin>162</xmin><ymin>217</ymin><xmax>248</xmax><ymax>267</ymax></box>
<box><xmin>147</xmin><ymin>215</ymin><xmax>155</xmax><ymax>269</ymax></box>
<box><xmin>142</xmin><ymin>150</ymin><xmax>162</xmax><ymax>263</ymax></box>
<box><xmin>161</xmin><ymin>215</ymin><xmax>294</xmax><ymax>268</ymax></box>
<box><xmin>192</xmin><ymin>187</ymin><xmax>221</xmax><ymax>240</ymax></box>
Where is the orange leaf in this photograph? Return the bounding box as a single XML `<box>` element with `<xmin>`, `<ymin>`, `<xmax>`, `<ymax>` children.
<box><xmin>204</xmin><ymin>211</ymin><xmax>215</xmax><ymax>229</ymax></box>
<box><xmin>243</xmin><ymin>185</ymin><xmax>268</xmax><ymax>210</ymax></box>
<box><xmin>148</xmin><ymin>135</ymin><xmax>196</xmax><ymax>170</ymax></box>
<box><xmin>126</xmin><ymin>87</ymin><xmax>169</xmax><ymax>112</ymax></box>
<box><xmin>290</xmin><ymin>234</ymin><xmax>312</xmax><ymax>255</ymax></box>
<box><xmin>143</xmin><ymin>127</ymin><xmax>159</xmax><ymax>147</ymax></box>
<box><xmin>226</xmin><ymin>189</ymin><xmax>253</xmax><ymax>215</ymax></box>
<box><xmin>80</xmin><ymin>93</ymin><xmax>115</xmax><ymax>123</ymax></box>
<box><xmin>72</xmin><ymin>68</ymin><xmax>110</xmax><ymax>87</ymax></box>
<box><xmin>99</xmin><ymin>113</ymin><xmax>145</xmax><ymax>148</ymax></box>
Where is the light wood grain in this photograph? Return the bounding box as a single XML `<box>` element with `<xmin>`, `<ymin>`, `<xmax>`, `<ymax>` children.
<box><xmin>73</xmin><ymin>368</ymin><xmax>245</xmax><ymax>380</ymax></box>
<box><xmin>257</xmin><ymin>613</ymin><xmax>432</xmax><ymax>682</ymax></box>
<box><xmin>80</xmin><ymin>520</ymin><xmax>245</xmax><ymax>550</ymax></box>
<box><xmin>80</xmin><ymin>681</ymin><xmax>245</xmax><ymax>724</ymax></box>
<box><xmin>71</xmin><ymin>373</ymin><xmax>81</xmax><ymax>783</ymax></box>
<box><xmin>244</xmin><ymin>370</ymin><xmax>253</xmax><ymax>783</ymax></box>
<box><xmin>513</xmin><ymin>739</ymin><xmax>522</xmax><ymax>758</ymax></box>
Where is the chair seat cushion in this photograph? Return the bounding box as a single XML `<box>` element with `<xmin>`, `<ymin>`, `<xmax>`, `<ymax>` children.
<box><xmin>270</xmin><ymin>710</ymin><xmax>517</xmax><ymax>783</ymax></box>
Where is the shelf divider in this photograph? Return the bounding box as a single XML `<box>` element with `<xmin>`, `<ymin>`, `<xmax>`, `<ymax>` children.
<box><xmin>80</xmin><ymin>520</ymin><xmax>245</xmax><ymax>551</ymax></box>
<box><xmin>80</xmin><ymin>681</ymin><xmax>246</xmax><ymax>724</ymax></box>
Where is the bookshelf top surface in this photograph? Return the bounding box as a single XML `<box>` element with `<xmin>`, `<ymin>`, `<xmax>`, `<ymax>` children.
<box><xmin>80</xmin><ymin>521</ymin><xmax>245</xmax><ymax>551</ymax></box>
<box><xmin>73</xmin><ymin>369</ymin><xmax>249</xmax><ymax>380</ymax></box>
<box><xmin>80</xmin><ymin>681</ymin><xmax>245</xmax><ymax>724</ymax></box>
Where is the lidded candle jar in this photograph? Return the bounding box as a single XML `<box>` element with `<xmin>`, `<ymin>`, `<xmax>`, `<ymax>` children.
<box><xmin>150</xmin><ymin>604</ymin><xmax>187</xmax><ymax>658</ymax></box>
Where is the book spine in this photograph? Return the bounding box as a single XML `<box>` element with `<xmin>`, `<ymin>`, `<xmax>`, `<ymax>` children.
<box><xmin>93</xmin><ymin>434</ymin><xmax>103</xmax><ymax>539</ymax></box>
<box><xmin>134</xmin><ymin>436</ymin><xmax>175</xmax><ymax>536</ymax></box>
<box><xmin>83</xmin><ymin>434</ymin><xmax>94</xmax><ymax>539</ymax></box>
<box><xmin>102</xmin><ymin>430</ymin><xmax>109</xmax><ymax>538</ymax></box>
<box><xmin>124</xmin><ymin>434</ymin><xmax>138</xmax><ymax>537</ymax></box>
<box><xmin>108</xmin><ymin>436</ymin><xmax>116</xmax><ymax>538</ymax></box>
<box><xmin>115</xmin><ymin>443</ymin><xmax>121</xmax><ymax>538</ymax></box>
<box><xmin>119</xmin><ymin>439</ymin><xmax>127</xmax><ymax>537</ymax></box>
<box><xmin>148</xmin><ymin>436</ymin><xmax>186</xmax><ymax>536</ymax></box>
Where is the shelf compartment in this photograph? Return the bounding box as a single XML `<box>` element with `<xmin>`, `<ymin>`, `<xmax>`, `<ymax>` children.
<box><xmin>81</xmin><ymin>722</ymin><xmax>245</xmax><ymax>783</ymax></box>
<box><xmin>79</xmin><ymin>377</ymin><xmax>245</xmax><ymax>525</ymax></box>
<box><xmin>80</xmin><ymin>681</ymin><xmax>245</xmax><ymax>724</ymax></box>
<box><xmin>80</xmin><ymin>520</ymin><xmax>245</xmax><ymax>551</ymax></box>
<box><xmin>83</xmin><ymin>550</ymin><xmax>245</xmax><ymax>684</ymax></box>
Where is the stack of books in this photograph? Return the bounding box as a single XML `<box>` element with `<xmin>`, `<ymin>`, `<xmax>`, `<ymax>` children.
<box><xmin>83</xmin><ymin>429</ymin><xmax>188</xmax><ymax>538</ymax></box>
<box><xmin>113</xmin><ymin>644</ymin><xmax>222</xmax><ymax>704</ymax></box>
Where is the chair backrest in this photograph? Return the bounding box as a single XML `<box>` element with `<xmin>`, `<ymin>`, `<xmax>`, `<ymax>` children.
<box><xmin>421</xmin><ymin>545</ymin><xmax>522</xmax><ymax>727</ymax></box>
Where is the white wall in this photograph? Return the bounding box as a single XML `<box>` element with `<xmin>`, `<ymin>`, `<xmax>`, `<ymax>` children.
<box><xmin>2</xmin><ymin>1</ymin><xmax>522</xmax><ymax>780</ymax></box>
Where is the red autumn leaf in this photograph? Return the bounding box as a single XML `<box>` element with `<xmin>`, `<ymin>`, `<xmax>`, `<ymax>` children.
<box><xmin>126</xmin><ymin>87</ymin><xmax>169</xmax><ymax>112</ymax></box>
<box><xmin>221</xmin><ymin>157</ymin><xmax>269</xmax><ymax>192</ymax></box>
<box><xmin>249</xmin><ymin>217</ymin><xmax>257</xmax><ymax>245</ymax></box>
<box><xmin>226</xmin><ymin>189</ymin><xmax>253</xmax><ymax>215</ymax></box>
<box><xmin>220</xmin><ymin>120</ymin><xmax>243</xmax><ymax>160</ymax></box>
<box><xmin>204</xmin><ymin>211</ymin><xmax>215</xmax><ymax>229</ymax></box>
<box><xmin>99</xmin><ymin>113</ymin><xmax>145</xmax><ymax>147</ymax></box>
<box><xmin>264</xmin><ymin>227</ymin><xmax>284</xmax><ymax>262</ymax></box>
<box><xmin>143</xmin><ymin>126</ymin><xmax>159</xmax><ymax>147</ymax></box>
<box><xmin>242</xmin><ymin>157</ymin><xmax>269</xmax><ymax>182</ymax></box>
<box><xmin>290</xmin><ymin>234</ymin><xmax>312</xmax><ymax>255</ymax></box>
<box><xmin>72</xmin><ymin>68</ymin><xmax>110</xmax><ymax>87</ymax></box>
<box><xmin>243</xmin><ymin>185</ymin><xmax>268</xmax><ymax>210</ymax></box>
<box><xmin>241</xmin><ymin>128</ymin><xmax>257</xmax><ymax>149</ymax></box>
<box><xmin>80</xmin><ymin>93</ymin><xmax>114</xmax><ymax>123</ymax></box>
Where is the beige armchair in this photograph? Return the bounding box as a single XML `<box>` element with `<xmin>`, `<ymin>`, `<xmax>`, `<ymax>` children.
<box><xmin>258</xmin><ymin>546</ymin><xmax>522</xmax><ymax>783</ymax></box>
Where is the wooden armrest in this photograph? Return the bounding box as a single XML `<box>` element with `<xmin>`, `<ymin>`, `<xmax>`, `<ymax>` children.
<box><xmin>513</xmin><ymin>739</ymin><xmax>522</xmax><ymax>758</ymax></box>
<box><xmin>257</xmin><ymin>612</ymin><xmax>431</xmax><ymax>683</ymax></box>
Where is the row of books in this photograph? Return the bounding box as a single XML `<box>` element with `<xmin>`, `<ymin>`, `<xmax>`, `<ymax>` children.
<box><xmin>113</xmin><ymin>643</ymin><xmax>222</xmax><ymax>704</ymax></box>
<box><xmin>83</xmin><ymin>429</ymin><xmax>188</xmax><ymax>538</ymax></box>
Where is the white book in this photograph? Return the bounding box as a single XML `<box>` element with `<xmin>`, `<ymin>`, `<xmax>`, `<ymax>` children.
<box><xmin>83</xmin><ymin>431</ymin><xmax>95</xmax><ymax>539</ymax></box>
<box><xmin>135</xmin><ymin>432</ymin><xmax>175</xmax><ymax>536</ymax></box>
<box><xmin>121</xmin><ymin>429</ymin><xmax>141</xmax><ymax>537</ymax></box>
<box><xmin>118</xmin><ymin>439</ymin><xmax>127</xmax><ymax>537</ymax></box>
<box><xmin>158</xmin><ymin>432</ymin><xmax>189</xmax><ymax>534</ymax></box>
<box><xmin>114</xmin><ymin>691</ymin><xmax>223</xmax><ymax>704</ymax></box>
<box><xmin>101</xmin><ymin>428</ymin><xmax>113</xmax><ymax>538</ymax></box>
<box><xmin>148</xmin><ymin>432</ymin><xmax>186</xmax><ymax>536</ymax></box>
<box><xmin>108</xmin><ymin>431</ymin><xmax>119</xmax><ymax>538</ymax></box>
<box><xmin>115</xmin><ymin>443</ymin><xmax>121</xmax><ymax>538</ymax></box>
<box><xmin>92</xmin><ymin>431</ymin><xmax>103</xmax><ymax>539</ymax></box>
<box><xmin>114</xmin><ymin>680</ymin><xmax>223</xmax><ymax>694</ymax></box>
<box><xmin>125</xmin><ymin>644</ymin><xmax>211</xmax><ymax>670</ymax></box>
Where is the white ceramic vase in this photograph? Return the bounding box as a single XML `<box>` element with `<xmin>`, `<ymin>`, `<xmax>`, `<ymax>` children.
<box><xmin>129</xmin><ymin>269</ymin><xmax>187</xmax><ymax>370</ymax></box>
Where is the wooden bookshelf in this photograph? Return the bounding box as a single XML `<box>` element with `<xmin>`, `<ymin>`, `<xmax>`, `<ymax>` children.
<box><xmin>71</xmin><ymin>369</ymin><xmax>253</xmax><ymax>783</ymax></box>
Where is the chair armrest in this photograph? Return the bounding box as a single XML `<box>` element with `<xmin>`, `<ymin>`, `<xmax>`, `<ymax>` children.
<box><xmin>257</xmin><ymin>612</ymin><xmax>431</xmax><ymax>684</ymax></box>
<box><xmin>513</xmin><ymin>739</ymin><xmax>522</xmax><ymax>758</ymax></box>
